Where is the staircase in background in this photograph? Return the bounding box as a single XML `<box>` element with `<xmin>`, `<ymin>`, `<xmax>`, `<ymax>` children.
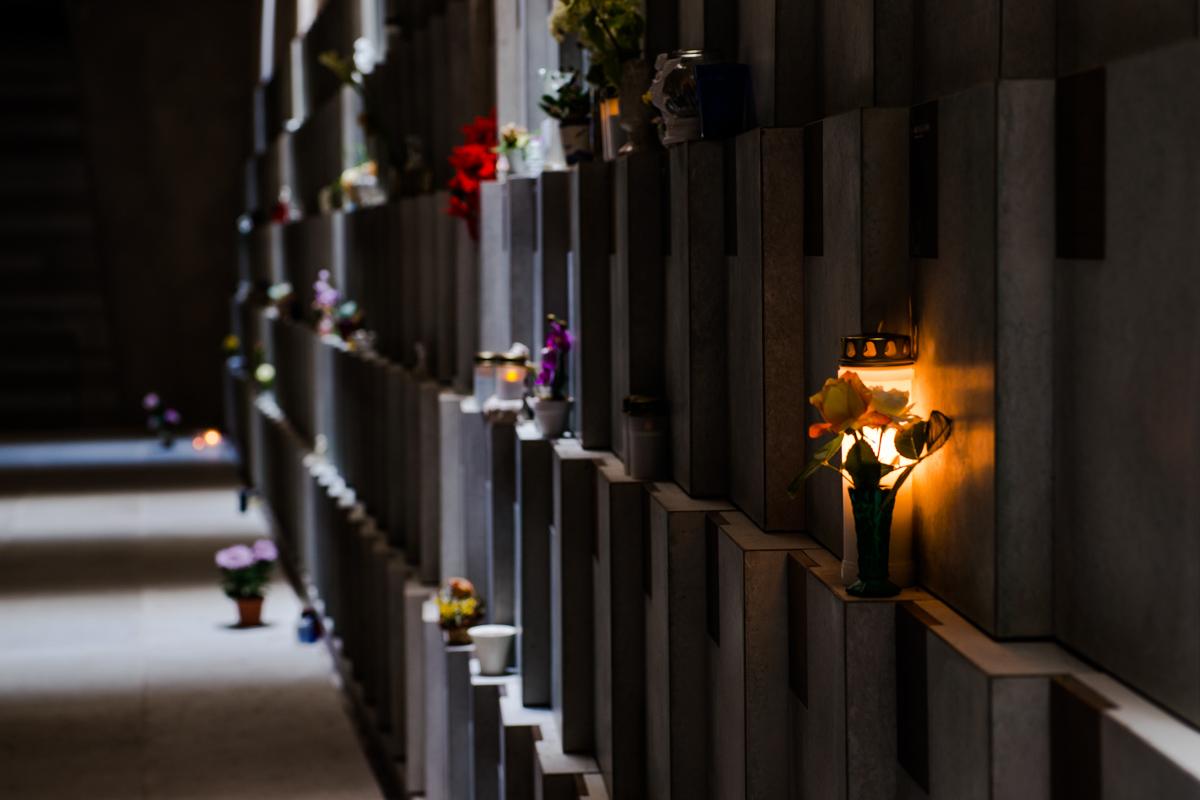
<box><xmin>0</xmin><ymin>0</ymin><xmax>119</xmax><ymax>430</ymax></box>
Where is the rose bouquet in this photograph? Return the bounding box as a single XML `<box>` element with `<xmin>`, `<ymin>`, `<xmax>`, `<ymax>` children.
<box><xmin>436</xmin><ymin>577</ymin><xmax>485</xmax><ymax>644</ymax></box>
<box><xmin>216</xmin><ymin>539</ymin><xmax>278</xmax><ymax>626</ymax></box>
<box><xmin>446</xmin><ymin>112</ymin><xmax>499</xmax><ymax>240</ymax></box>
<box><xmin>790</xmin><ymin>371</ymin><xmax>953</xmax><ymax>597</ymax></box>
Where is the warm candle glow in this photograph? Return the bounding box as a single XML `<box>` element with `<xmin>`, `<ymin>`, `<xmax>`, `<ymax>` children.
<box><xmin>502</xmin><ymin>367</ymin><xmax>523</xmax><ymax>383</ymax></box>
<box><xmin>191</xmin><ymin>436</ymin><xmax>205</xmax><ymax>451</ymax></box>
<box><xmin>202</xmin><ymin>429</ymin><xmax>222</xmax><ymax>447</ymax></box>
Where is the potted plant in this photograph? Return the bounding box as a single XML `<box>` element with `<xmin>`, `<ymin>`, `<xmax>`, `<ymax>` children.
<box><xmin>496</xmin><ymin>122</ymin><xmax>532</xmax><ymax>176</ymax></box>
<box><xmin>539</xmin><ymin>68</ymin><xmax>592</xmax><ymax>167</ymax></box>
<box><xmin>532</xmin><ymin>315</ymin><xmax>573</xmax><ymax>438</ymax></box>
<box><xmin>789</xmin><ymin>371</ymin><xmax>953</xmax><ymax>597</ymax></box>
<box><xmin>215</xmin><ymin>539</ymin><xmax>278</xmax><ymax>627</ymax></box>
<box><xmin>436</xmin><ymin>577</ymin><xmax>485</xmax><ymax>645</ymax></box>
<box><xmin>548</xmin><ymin>0</ymin><xmax>650</xmax><ymax>155</ymax></box>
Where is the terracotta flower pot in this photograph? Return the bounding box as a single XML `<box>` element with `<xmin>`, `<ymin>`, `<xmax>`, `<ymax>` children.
<box><xmin>236</xmin><ymin>596</ymin><xmax>264</xmax><ymax>627</ymax></box>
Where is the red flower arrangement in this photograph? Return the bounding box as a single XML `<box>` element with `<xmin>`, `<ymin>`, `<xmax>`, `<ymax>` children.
<box><xmin>446</xmin><ymin>111</ymin><xmax>499</xmax><ymax>240</ymax></box>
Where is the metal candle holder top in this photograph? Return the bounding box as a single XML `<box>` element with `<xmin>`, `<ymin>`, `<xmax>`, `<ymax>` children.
<box><xmin>838</xmin><ymin>333</ymin><xmax>914</xmax><ymax>366</ymax></box>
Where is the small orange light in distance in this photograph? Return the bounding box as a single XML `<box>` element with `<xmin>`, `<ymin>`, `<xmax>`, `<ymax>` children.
<box><xmin>203</xmin><ymin>429</ymin><xmax>222</xmax><ymax>446</ymax></box>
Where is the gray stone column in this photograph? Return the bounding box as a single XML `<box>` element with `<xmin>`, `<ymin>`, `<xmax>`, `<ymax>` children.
<box><xmin>550</xmin><ymin>439</ymin><xmax>598</xmax><ymax>752</ymax></box>
<box><xmin>515</xmin><ymin>422</ymin><xmax>553</xmax><ymax>706</ymax></box>
<box><xmin>728</xmin><ymin>128</ymin><xmax>806</xmax><ymax>531</ymax></box>
<box><xmin>644</xmin><ymin>483</ymin><xmax>732</xmax><ymax>800</ymax></box>
<box><xmin>568</xmin><ymin>162</ymin><xmax>613</xmax><ymax>448</ymax></box>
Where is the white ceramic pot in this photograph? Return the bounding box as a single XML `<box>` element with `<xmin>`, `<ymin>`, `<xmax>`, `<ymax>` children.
<box><xmin>532</xmin><ymin>397</ymin><xmax>572</xmax><ymax>438</ymax></box>
<box><xmin>468</xmin><ymin>624</ymin><xmax>517</xmax><ymax>676</ymax></box>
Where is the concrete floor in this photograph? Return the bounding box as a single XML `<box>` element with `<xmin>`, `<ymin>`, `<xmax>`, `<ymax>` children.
<box><xmin>0</xmin><ymin>480</ymin><xmax>383</xmax><ymax>799</ymax></box>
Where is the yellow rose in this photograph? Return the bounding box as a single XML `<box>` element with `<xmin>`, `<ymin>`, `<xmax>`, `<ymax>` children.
<box><xmin>867</xmin><ymin>387</ymin><xmax>910</xmax><ymax>422</ymax></box>
<box><xmin>808</xmin><ymin>372</ymin><xmax>872</xmax><ymax>437</ymax></box>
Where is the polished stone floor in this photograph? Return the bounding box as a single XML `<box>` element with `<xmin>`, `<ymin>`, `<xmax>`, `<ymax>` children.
<box><xmin>0</xmin><ymin>471</ymin><xmax>382</xmax><ymax>798</ymax></box>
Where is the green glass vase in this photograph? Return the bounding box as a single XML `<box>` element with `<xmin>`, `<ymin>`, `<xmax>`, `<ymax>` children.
<box><xmin>847</xmin><ymin>485</ymin><xmax>900</xmax><ymax>598</ymax></box>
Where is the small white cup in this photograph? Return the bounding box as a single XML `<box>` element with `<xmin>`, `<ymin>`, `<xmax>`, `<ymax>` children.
<box><xmin>467</xmin><ymin>624</ymin><xmax>517</xmax><ymax>676</ymax></box>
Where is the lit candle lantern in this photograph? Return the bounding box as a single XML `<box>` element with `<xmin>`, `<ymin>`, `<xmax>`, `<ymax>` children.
<box><xmin>494</xmin><ymin>354</ymin><xmax>529</xmax><ymax>401</ymax></box>
<box><xmin>473</xmin><ymin>351</ymin><xmax>500</xmax><ymax>405</ymax></box>
<box><xmin>837</xmin><ymin>332</ymin><xmax>916</xmax><ymax>587</ymax></box>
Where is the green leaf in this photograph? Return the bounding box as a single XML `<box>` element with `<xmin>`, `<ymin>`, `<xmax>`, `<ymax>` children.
<box><xmin>925</xmin><ymin>411</ymin><xmax>953</xmax><ymax>454</ymax></box>
<box><xmin>895</xmin><ymin>421</ymin><xmax>927</xmax><ymax>460</ymax></box>
<box><xmin>845</xmin><ymin>438</ymin><xmax>882</xmax><ymax>488</ymax></box>
<box><xmin>812</xmin><ymin>432</ymin><xmax>844</xmax><ymax>464</ymax></box>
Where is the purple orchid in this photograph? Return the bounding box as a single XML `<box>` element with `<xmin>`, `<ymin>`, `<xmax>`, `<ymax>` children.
<box><xmin>163</xmin><ymin>408</ymin><xmax>181</xmax><ymax>426</ymax></box>
<box><xmin>313</xmin><ymin>270</ymin><xmax>341</xmax><ymax>310</ymax></box>
<box><xmin>535</xmin><ymin>315</ymin><xmax>572</xmax><ymax>400</ymax></box>
<box><xmin>215</xmin><ymin>544</ymin><xmax>255</xmax><ymax>570</ymax></box>
<box><xmin>252</xmin><ymin>538</ymin><xmax>279</xmax><ymax>562</ymax></box>
<box><xmin>142</xmin><ymin>392</ymin><xmax>161</xmax><ymax>411</ymax></box>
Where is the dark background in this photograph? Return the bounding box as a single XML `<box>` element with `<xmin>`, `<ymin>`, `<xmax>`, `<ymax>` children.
<box><xmin>1</xmin><ymin>0</ymin><xmax>259</xmax><ymax>432</ymax></box>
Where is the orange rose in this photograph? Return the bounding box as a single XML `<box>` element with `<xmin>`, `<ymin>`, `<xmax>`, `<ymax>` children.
<box><xmin>808</xmin><ymin>372</ymin><xmax>873</xmax><ymax>437</ymax></box>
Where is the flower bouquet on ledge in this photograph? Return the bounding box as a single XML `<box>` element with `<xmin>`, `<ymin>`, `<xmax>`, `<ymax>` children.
<box><xmin>496</xmin><ymin>122</ymin><xmax>533</xmax><ymax>176</ymax></box>
<box><xmin>789</xmin><ymin>372</ymin><xmax>953</xmax><ymax>597</ymax></box>
<box><xmin>532</xmin><ymin>315</ymin><xmax>573</xmax><ymax>438</ymax></box>
<box><xmin>216</xmin><ymin>539</ymin><xmax>278</xmax><ymax>627</ymax></box>
<box><xmin>436</xmin><ymin>577</ymin><xmax>485</xmax><ymax>645</ymax></box>
<box><xmin>446</xmin><ymin>112</ymin><xmax>498</xmax><ymax>240</ymax></box>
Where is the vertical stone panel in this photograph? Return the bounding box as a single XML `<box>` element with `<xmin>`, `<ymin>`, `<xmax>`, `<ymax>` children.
<box><xmin>610</xmin><ymin>151</ymin><xmax>665</xmax><ymax>459</ymax></box>
<box><xmin>666</xmin><ymin>141</ymin><xmax>729</xmax><ymax>497</ymax></box>
<box><xmin>479</xmin><ymin>180</ymin><xmax>511</xmax><ymax>350</ymax></box>
<box><xmin>913</xmin><ymin>80</ymin><xmax>1054</xmax><ymax>637</ymax></box>
<box><xmin>729</xmin><ymin>128</ymin><xmax>806</xmax><ymax>530</ymax></box>
<box><xmin>1055</xmin><ymin>41</ymin><xmax>1200</xmax><ymax>724</ymax></box>
<box><xmin>516</xmin><ymin>423</ymin><xmax>553</xmax><ymax>706</ymax></box>
<box><xmin>568</xmin><ymin>162</ymin><xmax>613</xmax><ymax>448</ymax></box>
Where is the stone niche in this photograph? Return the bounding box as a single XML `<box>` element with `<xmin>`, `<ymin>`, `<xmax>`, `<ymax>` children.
<box><xmin>911</xmin><ymin>79</ymin><xmax>1054</xmax><ymax>638</ymax></box>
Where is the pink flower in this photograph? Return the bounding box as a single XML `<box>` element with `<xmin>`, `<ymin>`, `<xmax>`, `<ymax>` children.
<box><xmin>215</xmin><ymin>544</ymin><xmax>255</xmax><ymax>570</ymax></box>
<box><xmin>163</xmin><ymin>408</ymin><xmax>181</xmax><ymax>426</ymax></box>
<box><xmin>252</xmin><ymin>539</ymin><xmax>278</xmax><ymax>562</ymax></box>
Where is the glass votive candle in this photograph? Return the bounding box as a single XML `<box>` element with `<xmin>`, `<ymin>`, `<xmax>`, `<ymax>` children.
<box><xmin>494</xmin><ymin>355</ymin><xmax>529</xmax><ymax>401</ymax></box>
<box><xmin>473</xmin><ymin>351</ymin><xmax>500</xmax><ymax>405</ymax></box>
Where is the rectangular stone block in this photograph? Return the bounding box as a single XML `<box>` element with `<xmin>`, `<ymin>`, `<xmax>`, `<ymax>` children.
<box><xmin>384</xmin><ymin>364</ymin><xmax>408</xmax><ymax>550</ymax></box>
<box><xmin>433</xmin><ymin>191</ymin><xmax>458</xmax><ymax>382</ymax></box>
<box><xmin>665</xmin><ymin>141</ymin><xmax>728</xmax><ymax>498</ymax></box>
<box><xmin>439</xmin><ymin>392</ymin><xmax>467</xmax><ymax>580</ymax></box>
<box><xmin>819</xmin><ymin>0</ymin><xmax>912</xmax><ymax>117</ymax></box>
<box><xmin>709</xmin><ymin>511</ymin><xmax>823</xmax><ymax>799</ymax></box>
<box><xmin>404</xmin><ymin>582</ymin><xmax>432</xmax><ymax>795</ymax></box>
<box><xmin>912</xmin><ymin>80</ymin><xmax>1054</xmax><ymax>637</ymax></box>
<box><xmin>418</xmin><ymin>193</ymin><xmax>440</xmax><ymax>369</ymax></box>
<box><xmin>729</xmin><ymin>128</ymin><xmax>806</xmax><ymax>531</ymax></box>
<box><xmin>487</xmin><ymin>418</ymin><xmax>517</xmax><ymax>626</ymax></box>
<box><xmin>516</xmin><ymin>422</ymin><xmax>553</xmax><ymax>707</ymax></box>
<box><xmin>535</xmin><ymin>743</ymin><xmax>604</xmax><ymax>800</ymax></box>
<box><xmin>534</xmin><ymin>170</ymin><xmax>571</xmax><ymax>358</ymax></box>
<box><xmin>472</xmin><ymin>675</ymin><xmax>506</xmax><ymax>800</ymax></box>
<box><xmin>896</xmin><ymin>598</ymin><xmax>1086</xmax><ymax>799</ymax></box>
<box><xmin>454</xmin><ymin>221</ymin><xmax>481</xmax><ymax>394</ymax></box>
<box><xmin>399</xmin><ymin>198</ymin><xmax>422</xmax><ymax>366</ymax></box>
<box><xmin>1054</xmin><ymin>42</ymin><xmax>1200</xmax><ymax>725</ymax></box>
<box><xmin>592</xmin><ymin>455</ymin><xmax>648</xmax><ymax>798</ymax></box>
<box><xmin>497</xmin><ymin>678</ymin><xmax>558</xmax><ymax>800</ymax></box>
<box><xmin>460</xmin><ymin>399</ymin><xmax>492</xmax><ymax>595</ymax></box>
<box><xmin>737</xmin><ymin>0</ymin><xmax>819</xmax><ymax>125</ymax></box>
<box><xmin>912</xmin><ymin>0</ymin><xmax>1054</xmax><ymax>104</ymax></box>
<box><xmin>799</xmin><ymin>562</ymin><xmax>925</xmax><ymax>799</ymax></box>
<box><xmin>1056</xmin><ymin>0</ymin><xmax>1196</xmax><ymax>74</ymax></box>
<box><xmin>550</xmin><ymin>439</ymin><xmax>598</xmax><ymax>753</ymax></box>
<box><xmin>385</xmin><ymin>552</ymin><xmax>410</xmax><ymax>759</ymax></box>
<box><xmin>611</xmin><ymin>151</ymin><xmax>665</xmax><ymax>460</ymax></box>
<box><xmin>644</xmin><ymin>483</ymin><xmax>732</xmax><ymax>800</ymax></box>
<box><xmin>803</xmin><ymin>107</ymin><xmax>909</xmax><ymax>558</ymax></box>
<box><xmin>508</xmin><ymin>176</ymin><xmax>537</xmax><ymax>350</ymax></box>
<box><xmin>479</xmin><ymin>180</ymin><xmax>511</xmax><ymax>350</ymax></box>
<box><xmin>423</xmin><ymin>616</ymin><xmax>475</xmax><ymax>800</ymax></box>
<box><xmin>568</xmin><ymin>162</ymin><xmax>613</xmax><ymax>448</ymax></box>
<box><xmin>418</xmin><ymin>379</ymin><xmax>442</xmax><ymax>583</ymax></box>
